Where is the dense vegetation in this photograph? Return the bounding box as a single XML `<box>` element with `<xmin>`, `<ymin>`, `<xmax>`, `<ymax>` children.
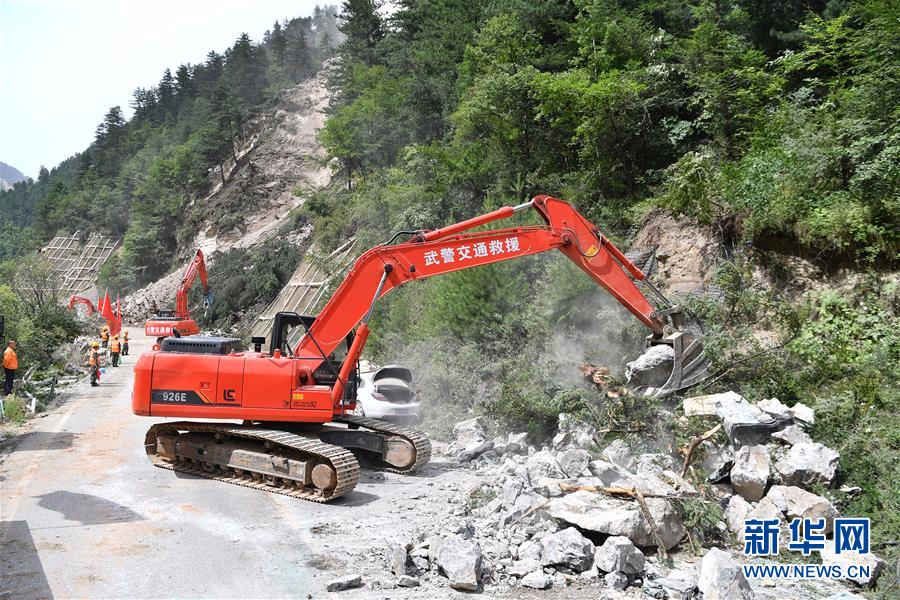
<box><xmin>300</xmin><ymin>0</ymin><xmax>900</xmax><ymax>572</ymax></box>
<box><xmin>0</xmin><ymin>7</ymin><xmax>340</xmax><ymax>287</ymax></box>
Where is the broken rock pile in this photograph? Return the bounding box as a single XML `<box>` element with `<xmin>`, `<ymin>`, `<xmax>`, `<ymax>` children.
<box><xmin>385</xmin><ymin>388</ymin><xmax>883</xmax><ymax>596</ymax></box>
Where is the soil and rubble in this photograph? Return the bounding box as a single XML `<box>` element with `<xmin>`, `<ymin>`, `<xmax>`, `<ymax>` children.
<box><xmin>313</xmin><ymin>351</ymin><xmax>883</xmax><ymax>598</ymax></box>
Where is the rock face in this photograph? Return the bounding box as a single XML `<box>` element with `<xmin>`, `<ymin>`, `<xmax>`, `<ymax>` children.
<box><xmin>548</xmin><ymin>491</ymin><xmax>684</xmax><ymax>550</ymax></box>
<box><xmin>540</xmin><ymin>527</ymin><xmax>595</xmax><ymax>572</ymax></box>
<box><xmin>458</xmin><ymin>439</ymin><xmax>493</xmax><ymax>462</ymax></box>
<box><xmin>521</xmin><ymin>571</ymin><xmax>553</xmax><ymax>589</ymax></box>
<box><xmin>436</xmin><ymin>536</ymin><xmax>483</xmax><ymax>591</ymax></box>
<box><xmin>766</xmin><ymin>485</ymin><xmax>838</xmax><ymax>532</ymax></box>
<box><xmin>773</xmin><ymin>442</ymin><xmax>839</xmax><ymax>487</ymax></box>
<box><xmin>697</xmin><ymin>548</ymin><xmax>753</xmax><ymax>600</ymax></box>
<box><xmin>730</xmin><ymin>445</ymin><xmax>771</xmax><ymax>502</ymax></box>
<box><xmin>819</xmin><ymin>546</ymin><xmax>885</xmax><ymax>587</ymax></box>
<box><xmin>625</xmin><ymin>344</ymin><xmax>675</xmax><ymax>388</ymax></box>
<box><xmin>593</xmin><ymin>536</ymin><xmax>645</xmax><ymax>575</ymax></box>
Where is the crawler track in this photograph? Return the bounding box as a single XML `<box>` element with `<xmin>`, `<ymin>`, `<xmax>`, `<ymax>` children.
<box><xmin>144</xmin><ymin>421</ymin><xmax>360</xmax><ymax>502</ymax></box>
<box><xmin>333</xmin><ymin>415</ymin><xmax>431</xmax><ymax>473</ymax></box>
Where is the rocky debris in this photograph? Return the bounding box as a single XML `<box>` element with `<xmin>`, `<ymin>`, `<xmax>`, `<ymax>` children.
<box><xmin>819</xmin><ymin>546</ymin><xmax>885</xmax><ymax>587</ymax></box>
<box><xmin>789</xmin><ymin>402</ymin><xmax>815</xmax><ymax>425</ymax></box>
<box><xmin>646</xmin><ymin>569</ymin><xmax>697</xmax><ymax>600</ymax></box>
<box><xmin>593</xmin><ymin>536</ymin><xmax>645</xmax><ymax>575</ymax></box>
<box><xmin>435</xmin><ymin>535</ymin><xmax>482</xmax><ymax>591</ymax></box>
<box><xmin>604</xmin><ymin>571</ymin><xmax>629</xmax><ymax>590</ymax></box>
<box><xmin>521</xmin><ymin>571</ymin><xmax>553</xmax><ymax>589</ymax></box>
<box><xmin>771</xmin><ymin>425</ymin><xmax>812</xmax><ymax>446</ymax></box>
<box><xmin>773</xmin><ymin>442</ymin><xmax>839</xmax><ymax>487</ymax></box>
<box><xmin>625</xmin><ymin>344</ymin><xmax>675</xmax><ymax>389</ymax></box>
<box><xmin>766</xmin><ymin>485</ymin><xmax>838</xmax><ymax>532</ymax></box>
<box><xmin>385</xmin><ymin>542</ymin><xmax>409</xmax><ymax>576</ymax></box>
<box><xmin>397</xmin><ymin>575</ymin><xmax>420</xmax><ymax>588</ymax></box>
<box><xmin>697</xmin><ymin>548</ymin><xmax>753</xmax><ymax>600</ymax></box>
<box><xmin>588</xmin><ymin>459</ymin><xmax>630</xmax><ymax>486</ymax></box>
<box><xmin>725</xmin><ymin>495</ymin><xmax>753</xmax><ymax>533</ymax></box>
<box><xmin>548</xmin><ymin>491</ymin><xmax>685</xmax><ymax>550</ymax></box>
<box><xmin>556</xmin><ymin>448</ymin><xmax>591</xmax><ymax>478</ymax></box>
<box><xmin>540</xmin><ymin>527</ymin><xmax>595</xmax><ymax>572</ymax></box>
<box><xmin>730</xmin><ymin>445</ymin><xmax>771</xmax><ymax>502</ymax></box>
<box><xmin>326</xmin><ymin>575</ymin><xmax>363</xmax><ymax>592</ymax></box>
<box><xmin>500</xmin><ymin>432</ymin><xmax>529</xmax><ymax>454</ymax></box>
<box><xmin>452</xmin><ymin>417</ymin><xmax>487</xmax><ymax>448</ymax></box>
<box><xmin>756</xmin><ymin>397</ymin><xmax>791</xmax><ymax>418</ymax></box>
<box><xmin>552</xmin><ymin>413</ymin><xmax>598</xmax><ymax>450</ymax></box>
<box><xmin>601</xmin><ymin>438</ymin><xmax>637</xmax><ymax>470</ymax></box>
<box><xmin>458</xmin><ymin>439</ymin><xmax>493</xmax><ymax>462</ymax></box>
<box><xmin>710</xmin><ymin>391</ymin><xmax>789</xmax><ymax>446</ymax></box>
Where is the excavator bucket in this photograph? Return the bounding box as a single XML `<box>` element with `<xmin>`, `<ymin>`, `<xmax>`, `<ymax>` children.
<box><xmin>636</xmin><ymin>329</ymin><xmax>711</xmax><ymax>398</ymax></box>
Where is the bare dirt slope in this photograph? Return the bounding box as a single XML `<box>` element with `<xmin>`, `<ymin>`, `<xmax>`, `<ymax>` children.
<box><xmin>124</xmin><ymin>64</ymin><xmax>333</xmax><ymax>322</ymax></box>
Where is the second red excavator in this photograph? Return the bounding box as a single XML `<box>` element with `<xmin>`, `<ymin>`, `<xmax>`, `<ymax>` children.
<box><xmin>144</xmin><ymin>249</ymin><xmax>213</xmax><ymax>339</ymax></box>
<box><xmin>132</xmin><ymin>196</ymin><xmax>708</xmax><ymax>502</ymax></box>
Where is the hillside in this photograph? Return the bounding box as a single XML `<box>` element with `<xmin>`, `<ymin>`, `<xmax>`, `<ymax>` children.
<box><xmin>0</xmin><ymin>161</ymin><xmax>26</xmax><ymax>191</ymax></box>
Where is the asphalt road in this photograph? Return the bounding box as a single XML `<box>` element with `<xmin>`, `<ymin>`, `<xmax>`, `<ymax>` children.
<box><xmin>0</xmin><ymin>329</ymin><xmax>326</xmax><ymax>599</ymax></box>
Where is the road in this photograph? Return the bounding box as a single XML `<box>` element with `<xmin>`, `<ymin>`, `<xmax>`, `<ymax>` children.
<box><xmin>0</xmin><ymin>328</ymin><xmax>472</xmax><ymax>599</ymax></box>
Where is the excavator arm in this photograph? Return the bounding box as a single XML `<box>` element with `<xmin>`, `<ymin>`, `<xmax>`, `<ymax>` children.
<box><xmin>175</xmin><ymin>249</ymin><xmax>212</xmax><ymax>319</ymax></box>
<box><xmin>295</xmin><ymin>196</ymin><xmax>705</xmax><ymax>399</ymax></box>
<box><xmin>67</xmin><ymin>295</ymin><xmax>96</xmax><ymax>315</ymax></box>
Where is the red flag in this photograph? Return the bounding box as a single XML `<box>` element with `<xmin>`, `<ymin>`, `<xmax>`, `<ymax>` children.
<box><xmin>96</xmin><ymin>292</ymin><xmax>105</xmax><ymax>313</ymax></box>
<box><xmin>101</xmin><ymin>290</ymin><xmax>117</xmax><ymax>335</ymax></box>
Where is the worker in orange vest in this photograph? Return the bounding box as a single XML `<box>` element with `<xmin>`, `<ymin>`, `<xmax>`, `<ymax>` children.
<box><xmin>110</xmin><ymin>335</ymin><xmax>121</xmax><ymax>367</ymax></box>
<box><xmin>3</xmin><ymin>340</ymin><xmax>18</xmax><ymax>396</ymax></box>
<box><xmin>87</xmin><ymin>341</ymin><xmax>101</xmax><ymax>386</ymax></box>
<box><xmin>121</xmin><ymin>331</ymin><xmax>130</xmax><ymax>356</ymax></box>
<box><xmin>100</xmin><ymin>326</ymin><xmax>109</xmax><ymax>349</ymax></box>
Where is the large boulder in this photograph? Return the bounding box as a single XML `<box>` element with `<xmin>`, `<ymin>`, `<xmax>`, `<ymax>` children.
<box><xmin>385</xmin><ymin>542</ymin><xmax>409</xmax><ymax>576</ymax></box>
<box><xmin>697</xmin><ymin>548</ymin><xmax>753</xmax><ymax>600</ymax></box>
<box><xmin>458</xmin><ymin>439</ymin><xmax>493</xmax><ymax>462</ymax></box>
<box><xmin>593</xmin><ymin>536</ymin><xmax>645</xmax><ymax>575</ymax></box>
<box><xmin>548</xmin><ymin>491</ymin><xmax>684</xmax><ymax>550</ymax></box>
<box><xmin>773</xmin><ymin>442</ymin><xmax>839</xmax><ymax>487</ymax></box>
<box><xmin>540</xmin><ymin>526</ymin><xmax>595</xmax><ymax>572</ymax></box>
<box><xmin>712</xmin><ymin>392</ymin><xmax>783</xmax><ymax>446</ymax></box>
<box><xmin>725</xmin><ymin>495</ymin><xmax>753</xmax><ymax>533</ymax></box>
<box><xmin>520</xmin><ymin>571</ymin><xmax>553</xmax><ymax>589</ymax></box>
<box><xmin>601</xmin><ymin>438</ymin><xmax>637</xmax><ymax>470</ymax></box>
<box><xmin>730</xmin><ymin>445</ymin><xmax>771</xmax><ymax>502</ymax></box>
<box><xmin>453</xmin><ymin>417</ymin><xmax>487</xmax><ymax>448</ymax></box>
<box><xmin>646</xmin><ymin>569</ymin><xmax>697</xmax><ymax>600</ymax></box>
<box><xmin>625</xmin><ymin>344</ymin><xmax>675</xmax><ymax>388</ymax></box>
<box><xmin>588</xmin><ymin>459</ymin><xmax>631</xmax><ymax>487</ymax></box>
<box><xmin>436</xmin><ymin>535</ymin><xmax>483</xmax><ymax>591</ymax></box>
<box><xmin>556</xmin><ymin>448</ymin><xmax>591</xmax><ymax>478</ymax></box>
<box><xmin>765</xmin><ymin>485</ymin><xmax>838</xmax><ymax>533</ymax></box>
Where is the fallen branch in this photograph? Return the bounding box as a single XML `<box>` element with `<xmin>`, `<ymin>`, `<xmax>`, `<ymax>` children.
<box><xmin>557</xmin><ymin>483</ymin><xmax>675</xmax><ymax>561</ymax></box>
<box><xmin>679</xmin><ymin>423</ymin><xmax>722</xmax><ymax>478</ymax></box>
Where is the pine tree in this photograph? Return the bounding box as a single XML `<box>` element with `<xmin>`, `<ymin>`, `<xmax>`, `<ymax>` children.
<box><xmin>285</xmin><ymin>29</ymin><xmax>313</xmax><ymax>82</ymax></box>
<box><xmin>158</xmin><ymin>68</ymin><xmax>176</xmax><ymax>116</ymax></box>
<box><xmin>338</xmin><ymin>0</ymin><xmax>384</xmax><ymax>66</ymax></box>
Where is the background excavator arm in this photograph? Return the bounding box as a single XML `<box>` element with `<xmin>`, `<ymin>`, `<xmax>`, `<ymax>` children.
<box><xmin>175</xmin><ymin>249</ymin><xmax>212</xmax><ymax>319</ymax></box>
<box><xmin>296</xmin><ymin>196</ymin><xmax>666</xmax><ymax>366</ymax></box>
<box><xmin>67</xmin><ymin>295</ymin><xmax>96</xmax><ymax>315</ymax></box>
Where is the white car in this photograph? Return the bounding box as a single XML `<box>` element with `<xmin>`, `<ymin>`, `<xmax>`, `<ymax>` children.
<box><xmin>355</xmin><ymin>365</ymin><xmax>421</xmax><ymax>421</ymax></box>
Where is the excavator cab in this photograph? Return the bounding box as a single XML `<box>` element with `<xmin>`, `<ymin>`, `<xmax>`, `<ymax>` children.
<box><xmin>269</xmin><ymin>311</ymin><xmax>358</xmax><ymax>400</ymax></box>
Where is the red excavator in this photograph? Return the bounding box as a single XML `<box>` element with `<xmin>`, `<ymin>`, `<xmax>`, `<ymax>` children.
<box><xmin>67</xmin><ymin>295</ymin><xmax>97</xmax><ymax>315</ymax></box>
<box><xmin>144</xmin><ymin>249</ymin><xmax>213</xmax><ymax>339</ymax></box>
<box><xmin>132</xmin><ymin>196</ymin><xmax>708</xmax><ymax>502</ymax></box>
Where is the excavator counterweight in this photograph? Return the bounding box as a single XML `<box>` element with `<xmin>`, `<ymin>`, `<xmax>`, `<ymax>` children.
<box><xmin>132</xmin><ymin>196</ymin><xmax>708</xmax><ymax>502</ymax></box>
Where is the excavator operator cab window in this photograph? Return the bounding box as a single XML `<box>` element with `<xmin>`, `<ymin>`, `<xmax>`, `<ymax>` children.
<box><xmin>270</xmin><ymin>311</ymin><xmax>358</xmax><ymax>398</ymax></box>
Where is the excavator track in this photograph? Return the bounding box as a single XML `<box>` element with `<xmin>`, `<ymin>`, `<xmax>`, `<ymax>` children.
<box><xmin>144</xmin><ymin>421</ymin><xmax>360</xmax><ymax>503</ymax></box>
<box><xmin>333</xmin><ymin>415</ymin><xmax>431</xmax><ymax>474</ymax></box>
